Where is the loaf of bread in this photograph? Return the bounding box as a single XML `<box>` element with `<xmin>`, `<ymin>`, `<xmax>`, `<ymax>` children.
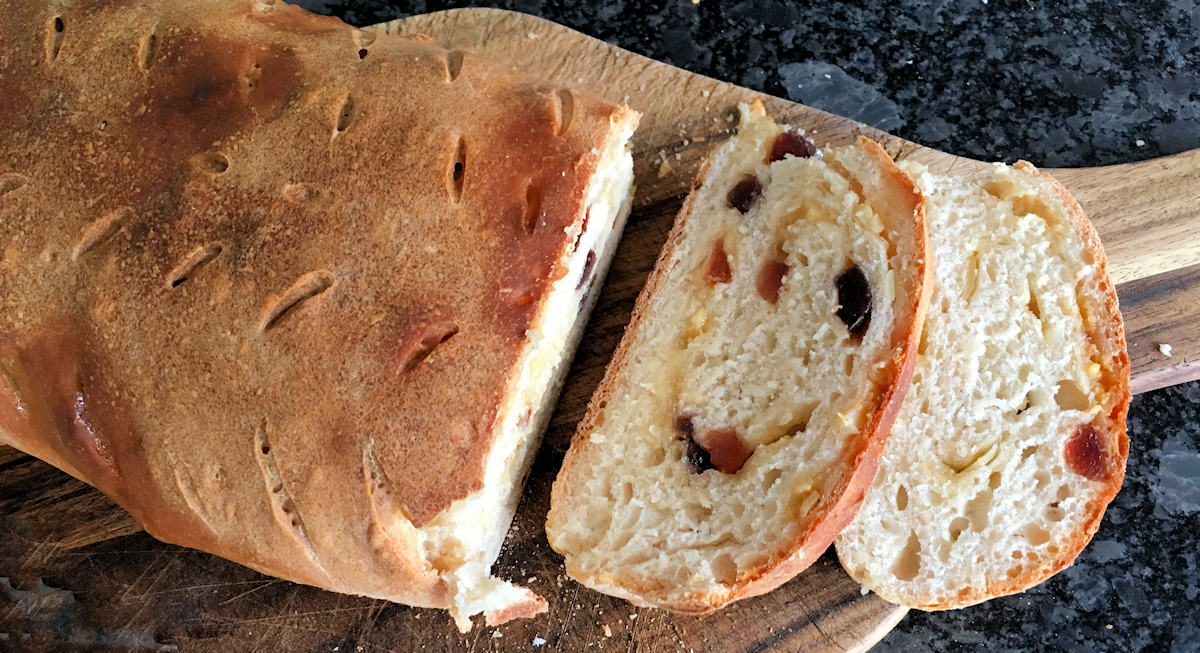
<box><xmin>835</xmin><ymin>162</ymin><xmax>1130</xmax><ymax>609</ymax></box>
<box><xmin>0</xmin><ymin>0</ymin><xmax>637</xmax><ymax>631</ymax></box>
<box><xmin>546</xmin><ymin>102</ymin><xmax>929</xmax><ymax>612</ymax></box>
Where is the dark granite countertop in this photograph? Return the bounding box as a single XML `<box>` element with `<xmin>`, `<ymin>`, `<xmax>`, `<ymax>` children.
<box><xmin>295</xmin><ymin>2</ymin><xmax>1200</xmax><ymax>651</ymax></box>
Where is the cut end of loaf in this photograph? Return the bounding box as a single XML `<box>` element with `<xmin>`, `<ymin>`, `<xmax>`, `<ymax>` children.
<box><xmin>836</xmin><ymin>161</ymin><xmax>1129</xmax><ymax>610</ymax></box>
<box><xmin>548</xmin><ymin>104</ymin><xmax>927</xmax><ymax>611</ymax></box>
<box><xmin>421</xmin><ymin>113</ymin><xmax>637</xmax><ymax>630</ymax></box>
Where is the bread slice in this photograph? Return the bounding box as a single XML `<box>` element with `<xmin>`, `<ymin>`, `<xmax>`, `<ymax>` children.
<box><xmin>546</xmin><ymin>102</ymin><xmax>929</xmax><ymax>612</ymax></box>
<box><xmin>835</xmin><ymin>162</ymin><xmax>1130</xmax><ymax>609</ymax></box>
<box><xmin>0</xmin><ymin>0</ymin><xmax>637</xmax><ymax>631</ymax></box>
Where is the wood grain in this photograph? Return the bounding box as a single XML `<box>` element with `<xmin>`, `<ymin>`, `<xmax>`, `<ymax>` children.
<box><xmin>2</xmin><ymin>7</ymin><xmax>1198</xmax><ymax>653</ymax></box>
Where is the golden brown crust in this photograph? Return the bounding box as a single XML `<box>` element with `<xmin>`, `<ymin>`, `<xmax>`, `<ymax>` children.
<box><xmin>0</xmin><ymin>0</ymin><xmax>634</xmax><ymax>615</ymax></box>
<box><xmin>549</xmin><ymin>128</ymin><xmax>929</xmax><ymax>612</ymax></box>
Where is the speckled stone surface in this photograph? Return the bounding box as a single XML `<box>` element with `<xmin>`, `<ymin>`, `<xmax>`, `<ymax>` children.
<box><xmin>297</xmin><ymin>2</ymin><xmax>1200</xmax><ymax>651</ymax></box>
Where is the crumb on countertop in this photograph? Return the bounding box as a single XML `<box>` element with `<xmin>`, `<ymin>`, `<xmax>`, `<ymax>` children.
<box><xmin>1159</xmin><ymin>343</ymin><xmax>1173</xmax><ymax>357</ymax></box>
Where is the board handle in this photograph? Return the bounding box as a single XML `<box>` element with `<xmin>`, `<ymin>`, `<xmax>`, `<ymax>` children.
<box><xmin>1049</xmin><ymin>149</ymin><xmax>1200</xmax><ymax>284</ymax></box>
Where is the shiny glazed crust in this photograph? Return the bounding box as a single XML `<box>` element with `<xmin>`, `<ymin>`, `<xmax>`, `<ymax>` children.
<box><xmin>0</xmin><ymin>0</ymin><xmax>635</xmax><ymax>617</ymax></box>
<box><xmin>548</xmin><ymin>111</ymin><xmax>930</xmax><ymax>613</ymax></box>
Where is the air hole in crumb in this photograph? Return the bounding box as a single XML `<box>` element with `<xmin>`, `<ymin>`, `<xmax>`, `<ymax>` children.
<box><xmin>962</xmin><ymin>250</ymin><xmax>981</xmax><ymax>302</ymax></box>
<box><xmin>1034</xmin><ymin>470</ymin><xmax>1050</xmax><ymax>489</ymax></box>
<box><xmin>937</xmin><ymin>541</ymin><xmax>951</xmax><ymax>563</ymax></box>
<box><xmin>779</xmin><ymin>402</ymin><xmax>817</xmax><ymax>441</ymax></box>
<box><xmin>358</xmin><ymin>48</ymin><xmax>368</xmax><ymax>59</ymax></box>
<box><xmin>965</xmin><ymin>487</ymin><xmax>993</xmax><ymax>531</ymax></box>
<box><xmin>893</xmin><ymin>533</ymin><xmax>921</xmax><ymax>581</ymax></box>
<box><xmin>260</xmin><ymin>442</ymin><xmax>270</xmax><ymax>455</ymax></box>
<box><xmin>1010</xmin><ymin>195</ymin><xmax>1055</xmax><ymax>223</ymax></box>
<box><xmin>1007</xmin><ymin>565</ymin><xmax>1024</xmax><ymax>579</ymax></box>
<box><xmin>1025</xmin><ymin>524</ymin><xmax>1051</xmax><ymax>546</ymax></box>
<box><xmin>1054</xmin><ymin>379</ymin><xmax>1090</xmax><ymax>412</ymax></box>
<box><xmin>1045</xmin><ymin>506</ymin><xmax>1065</xmax><ymax>522</ymax></box>
<box><xmin>685</xmin><ymin>503</ymin><xmax>712</xmax><ymax>522</ymax></box>
<box><xmin>1056</xmin><ymin>485</ymin><xmax>1070</xmax><ymax>501</ymax></box>
<box><xmin>45</xmin><ymin>16</ymin><xmax>65</xmax><ymax>63</ymax></box>
<box><xmin>948</xmin><ymin>516</ymin><xmax>968</xmax><ymax>542</ymax></box>
<box><xmin>712</xmin><ymin>553</ymin><xmax>738</xmax><ymax>585</ymax></box>
<box><xmin>988</xmin><ymin>471</ymin><xmax>1002</xmax><ymax>489</ymax></box>
<box><xmin>895</xmin><ymin>485</ymin><xmax>908</xmax><ymax>511</ymax></box>
<box><xmin>1027</xmin><ymin>284</ymin><xmax>1042</xmax><ymax>320</ymax></box>
<box><xmin>761</xmin><ymin>468</ymin><xmax>783</xmax><ymax>492</ymax></box>
<box><xmin>917</xmin><ymin>330</ymin><xmax>931</xmax><ymax>356</ymax></box>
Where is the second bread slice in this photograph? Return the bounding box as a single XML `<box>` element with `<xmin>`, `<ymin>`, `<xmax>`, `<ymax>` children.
<box><xmin>546</xmin><ymin>103</ymin><xmax>930</xmax><ymax>612</ymax></box>
<box><xmin>835</xmin><ymin>162</ymin><xmax>1130</xmax><ymax>609</ymax></box>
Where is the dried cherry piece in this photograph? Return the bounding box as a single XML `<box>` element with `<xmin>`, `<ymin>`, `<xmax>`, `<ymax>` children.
<box><xmin>835</xmin><ymin>265</ymin><xmax>872</xmax><ymax>337</ymax></box>
<box><xmin>726</xmin><ymin>175</ymin><xmax>763</xmax><ymax>214</ymax></box>
<box><xmin>704</xmin><ymin>427</ymin><xmax>751</xmax><ymax>473</ymax></box>
<box><xmin>1064</xmin><ymin>423</ymin><xmax>1108</xmax><ymax>481</ymax></box>
<box><xmin>704</xmin><ymin>239</ymin><xmax>732</xmax><ymax>284</ymax></box>
<box><xmin>768</xmin><ymin>130</ymin><xmax>816</xmax><ymax>162</ymax></box>
<box><xmin>757</xmin><ymin>258</ymin><xmax>790</xmax><ymax>304</ymax></box>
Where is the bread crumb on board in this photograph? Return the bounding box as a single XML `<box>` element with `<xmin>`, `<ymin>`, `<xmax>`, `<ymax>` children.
<box><xmin>658</xmin><ymin>158</ymin><xmax>673</xmax><ymax>178</ymax></box>
<box><xmin>532</xmin><ymin>636</ymin><xmax>547</xmax><ymax>647</ymax></box>
<box><xmin>603</xmin><ymin>624</ymin><xmax>613</xmax><ymax>637</ymax></box>
<box><xmin>1159</xmin><ymin>343</ymin><xmax>1173</xmax><ymax>357</ymax></box>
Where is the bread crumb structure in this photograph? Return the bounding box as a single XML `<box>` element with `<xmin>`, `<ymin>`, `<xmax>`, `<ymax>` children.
<box><xmin>836</xmin><ymin>162</ymin><xmax>1130</xmax><ymax>610</ymax></box>
<box><xmin>548</xmin><ymin>103</ymin><xmax>929</xmax><ymax>612</ymax></box>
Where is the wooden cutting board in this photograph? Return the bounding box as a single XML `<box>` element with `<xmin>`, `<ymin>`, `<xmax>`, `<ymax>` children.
<box><xmin>2</xmin><ymin>8</ymin><xmax>1198</xmax><ymax>653</ymax></box>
